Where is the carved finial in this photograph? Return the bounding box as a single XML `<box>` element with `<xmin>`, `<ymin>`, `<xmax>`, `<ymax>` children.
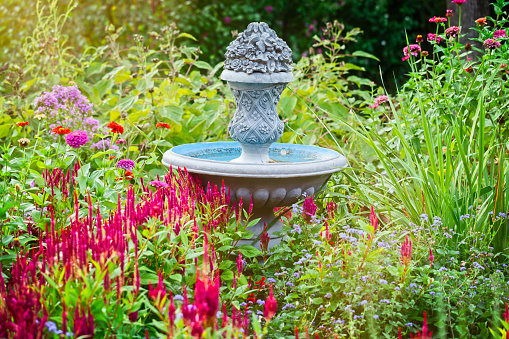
<box><xmin>224</xmin><ymin>22</ymin><xmax>293</xmax><ymax>74</ymax></box>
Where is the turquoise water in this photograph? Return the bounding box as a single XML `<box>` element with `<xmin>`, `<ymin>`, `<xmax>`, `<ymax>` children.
<box><xmin>172</xmin><ymin>142</ymin><xmax>336</xmax><ymax>163</ymax></box>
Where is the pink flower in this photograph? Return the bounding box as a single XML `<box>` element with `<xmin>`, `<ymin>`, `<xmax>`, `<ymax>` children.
<box><xmin>265</xmin><ymin>5</ymin><xmax>274</xmax><ymax>13</ymax></box>
<box><xmin>446</xmin><ymin>9</ymin><xmax>453</xmax><ymax>17</ymax></box>
<box><xmin>148</xmin><ymin>271</ymin><xmax>167</xmax><ymax>304</ymax></box>
<box><xmin>369</xmin><ymin>103</ymin><xmax>380</xmax><ymax>109</ymax></box>
<box><xmin>452</xmin><ymin>0</ymin><xmax>467</xmax><ymax>4</ymax></box>
<box><xmin>494</xmin><ymin>30</ymin><xmax>508</xmax><ymax>39</ymax></box>
<box><xmin>427</xmin><ymin>33</ymin><xmax>444</xmax><ymax>44</ymax></box>
<box><xmin>264</xmin><ymin>285</ymin><xmax>277</xmax><ymax>321</ymax></box>
<box><xmin>302</xmin><ymin>196</ymin><xmax>317</xmax><ymax>223</ymax></box>
<box><xmin>374</xmin><ymin>95</ymin><xmax>389</xmax><ymax>105</ymax></box>
<box><xmin>428</xmin><ymin>247</ymin><xmax>434</xmax><ymax>266</ymax></box>
<box><xmin>400</xmin><ymin>235</ymin><xmax>412</xmax><ymax>266</ymax></box>
<box><xmin>445</xmin><ymin>26</ymin><xmax>461</xmax><ymax>38</ymax></box>
<box><xmin>65</xmin><ymin>130</ymin><xmax>89</xmax><ymax>148</ymax></box>
<box><xmin>484</xmin><ymin>38</ymin><xmax>501</xmax><ymax>49</ymax></box>
<box><xmin>402</xmin><ymin>44</ymin><xmax>421</xmax><ymax>61</ymax></box>
<box><xmin>236</xmin><ymin>250</ymin><xmax>243</xmax><ymax>277</ymax></box>
<box><xmin>149</xmin><ymin>180</ymin><xmax>168</xmax><ymax>188</ymax></box>
<box><xmin>429</xmin><ymin>16</ymin><xmax>448</xmax><ymax>23</ymax></box>
<box><xmin>370</xmin><ymin>205</ymin><xmax>378</xmax><ymax>233</ymax></box>
<box><xmin>223</xmin><ymin>16</ymin><xmax>231</xmax><ymax>24</ymax></box>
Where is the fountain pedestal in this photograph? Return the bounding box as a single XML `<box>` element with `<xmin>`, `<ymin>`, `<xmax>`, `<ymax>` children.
<box><xmin>162</xmin><ymin>22</ymin><xmax>347</xmax><ymax>250</ymax></box>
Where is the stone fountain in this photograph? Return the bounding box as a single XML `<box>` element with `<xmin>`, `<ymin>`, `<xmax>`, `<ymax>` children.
<box><xmin>162</xmin><ymin>22</ymin><xmax>347</xmax><ymax>249</ymax></box>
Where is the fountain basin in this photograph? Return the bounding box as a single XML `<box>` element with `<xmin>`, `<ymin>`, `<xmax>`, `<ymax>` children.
<box><xmin>162</xmin><ymin>141</ymin><xmax>347</xmax><ymax>249</ymax></box>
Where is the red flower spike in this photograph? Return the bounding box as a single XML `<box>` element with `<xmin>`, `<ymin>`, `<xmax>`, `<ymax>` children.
<box><xmin>264</xmin><ymin>284</ymin><xmax>277</xmax><ymax>321</ymax></box>
<box><xmin>370</xmin><ymin>205</ymin><xmax>378</xmax><ymax>233</ymax></box>
<box><xmin>305</xmin><ymin>326</ymin><xmax>310</xmax><ymax>339</ymax></box>
<box><xmin>295</xmin><ymin>326</ymin><xmax>299</xmax><ymax>339</ymax></box>
<box><xmin>237</xmin><ymin>250</ymin><xmax>243</xmax><ymax>277</ymax></box>
<box><xmin>504</xmin><ymin>302</ymin><xmax>509</xmax><ymax>323</ymax></box>
<box><xmin>16</xmin><ymin>121</ymin><xmax>29</xmax><ymax>127</ymax></box>
<box><xmin>428</xmin><ymin>247</ymin><xmax>434</xmax><ymax>266</ymax></box>
<box><xmin>398</xmin><ymin>327</ymin><xmax>402</xmax><ymax>339</ymax></box>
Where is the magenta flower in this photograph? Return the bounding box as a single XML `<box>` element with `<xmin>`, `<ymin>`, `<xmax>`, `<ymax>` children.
<box><xmin>117</xmin><ymin>159</ymin><xmax>136</xmax><ymax>170</ymax></box>
<box><xmin>302</xmin><ymin>195</ymin><xmax>317</xmax><ymax>223</ymax></box>
<box><xmin>236</xmin><ymin>250</ymin><xmax>243</xmax><ymax>277</ymax></box>
<box><xmin>370</xmin><ymin>205</ymin><xmax>378</xmax><ymax>233</ymax></box>
<box><xmin>429</xmin><ymin>247</ymin><xmax>434</xmax><ymax>266</ymax></box>
<box><xmin>445</xmin><ymin>26</ymin><xmax>461</xmax><ymax>38</ymax></box>
<box><xmin>446</xmin><ymin>9</ymin><xmax>453</xmax><ymax>17</ymax></box>
<box><xmin>149</xmin><ymin>180</ymin><xmax>168</xmax><ymax>188</ymax></box>
<box><xmin>116</xmin><ymin>138</ymin><xmax>127</xmax><ymax>144</ymax></box>
<box><xmin>494</xmin><ymin>30</ymin><xmax>507</xmax><ymax>39</ymax></box>
<box><xmin>451</xmin><ymin>0</ymin><xmax>467</xmax><ymax>4</ymax></box>
<box><xmin>65</xmin><ymin>130</ymin><xmax>89</xmax><ymax>148</ymax></box>
<box><xmin>429</xmin><ymin>16</ymin><xmax>448</xmax><ymax>23</ymax></box>
<box><xmin>484</xmin><ymin>38</ymin><xmax>501</xmax><ymax>49</ymax></box>
<box><xmin>265</xmin><ymin>5</ymin><xmax>274</xmax><ymax>13</ymax></box>
<box><xmin>264</xmin><ymin>285</ymin><xmax>277</xmax><ymax>321</ymax></box>
<box><xmin>374</xmin><ymin>95</ymin><xmax>389</xmax><ymax>105</ymax></box>
<box><xmin>402</xmin><ymin>44</ymin><xmax>421</xmax><ymax>61</ymax></box>
<box><xmin>223</xmin><ymin>16</ymin><xmax>231</xmax><ymax>24</ymax></box>
<box><xmin>148</xmin><ymin>271</ymin><xmax>167</xmax><ymax>305</ymax></box>
<box><xmin>427</xmin><ymin>33</ymin><xmax>444</xmax><ymax>44</ymax></box>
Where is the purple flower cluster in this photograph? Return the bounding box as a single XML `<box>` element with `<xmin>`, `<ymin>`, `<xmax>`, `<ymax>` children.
<box><xmin>484</xmin><ymin>39</ymin><xmax>501</xmax><ymax>49</ymax></box>
<box><xmin>117</xmin><ymin>159</ymin><xmax>136</xmax><ymax>170</ymax></box>
<box><xmin>65</xmin><ymin>131</ymin><xmax>89</xmax><ymax>149</ymax></box>
<box><xmin>34</xmin><ymin>85</ymin><xmax>106</xmax><ymax>142</ymax></box>
<box><xmin>90</xmin><ymin>138</ymin><xmax>119</xmax><ymax>151</ymax></box>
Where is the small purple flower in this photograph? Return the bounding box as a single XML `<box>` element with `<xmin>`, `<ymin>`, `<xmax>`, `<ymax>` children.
<box><xmin>265</xmin><ymin>5</ymin><xmax>274</xmax><ymax>13</ymax></box>
<box><xmin>65</xmin><ymin>130</ymin><xmax>89</xmax><ymax>148</ymax></box>
<box><xmin>149</xmin><ymin>180</ymin><xmax>169</xmax><ymax>188</ymax></box>
<box><xmin>494</xmin><ymin>30</ymin><xmax>507</xmax><ymax>39</ymax></box>
<box><xmin>373</xmin><ymin>315</ymin><xmax>379</xmax><ymax>319</ymax></box>
<box><xmin>484</xmin><ymin>39</ymin><xmax>501</xmax><ymax>49</ymax></box>
<box><xmin>117</xmin><ymin>159</ymin><xmax>136</xmax><ymax>170</ymax></box>
<box><xmin>224</xmin><ymin>16</ymin><xmax>231</xmax><ymax>24</ymax></box>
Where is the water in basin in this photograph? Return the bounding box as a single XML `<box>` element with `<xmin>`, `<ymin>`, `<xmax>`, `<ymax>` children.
<box><xmin>172</xmin><ymin>142</ymin><xmax>337</xmax><ymax>163</ymax></box>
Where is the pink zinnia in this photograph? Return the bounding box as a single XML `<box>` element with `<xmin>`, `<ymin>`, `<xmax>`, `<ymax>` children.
<box><xmin>402</xmin><ymin>44</ymin><xmax>421</xmax><ymax>61</ymax></box>
<box><xmin>117</xmin><ymin>159</ymin><xmax>136</xmax><ymax>170</ymax></box>
<box><xmin>445</xmin><ymin>26</ymin><xmax>461</xmax><ymax>38</ymax></box>
<box><xmin>65</xmin><ymin>130</ymin><xmax>89</xmax><ymax>149</ymax></box>
<box><xmin>427</xmin><ymin>33</ymin><xmax>444</xmax><ymax>44</ymax></box>
<box><xmin>452</xmin><ymin>0</ymin><xmax>467</xmax><ymax>4</ymax></box>
<box><xmin>149</xmin><ymin>180</ymin><xmax>168</xmax><ymax>188</ymax></box>
<box><xmin>429</xmin><ymin>16</ymin><xmax>448</xmax><ymax>23</ymax></box>
<box><xmin>374</xmin><ymin>95</ymin><xmax>389</xmax><ymax>105</ymax></box>
<box><xmin>446</xmin><ymin>9</ymin><xmax>453</xmax><ymax>17</ymax></box>
<box><xmin>494</xmin><ymin>30</ymin><xmax>507</xmax><ymax>39</ymax></box>
<box><xmin>484</xmin><ymin>38</ymin><xmax>501</xmax><ymax>49</ymax></box>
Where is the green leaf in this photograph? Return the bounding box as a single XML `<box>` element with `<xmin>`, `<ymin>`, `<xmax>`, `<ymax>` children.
<box><xmin>159</xmin><ymin>105</ymin><xmax>184</xmax><ymax>123</ymax></box>
<box><xmin>178</xmin><ymin>33</ymin><xmax>197</xmax><ymax>41</ymax></box>
<box><xmin>116</xmin><ymin>95</ymin><xmax>138</xmax><ymax>112</ymax></box>
<box><xmin>194</xmin><ymin>61</ymin><xmax>213</xmax><ymax>70</ymax></box>
<box><xmin>94</xmin><ymin>78</ymin><xmax>115</xmax><ymax>98</ymax></box>
<box><xmin>352</xmin><ymin>51</ymin><xmax>380</xmax><ymax>61</ymax></box>
<box><xmin>221</xmin><ymin>270</ymin><xmax>234</xmax><ymax>281</ymax></box>
<box><xmin>279</xmin><ymin>96</ymin><xmax>298</xmax><ymax>115</ymax></box>
<box><xmin>238</xmin><ymin>245</ymin><xmax>262</xmax><ymax>258</ymax></box>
